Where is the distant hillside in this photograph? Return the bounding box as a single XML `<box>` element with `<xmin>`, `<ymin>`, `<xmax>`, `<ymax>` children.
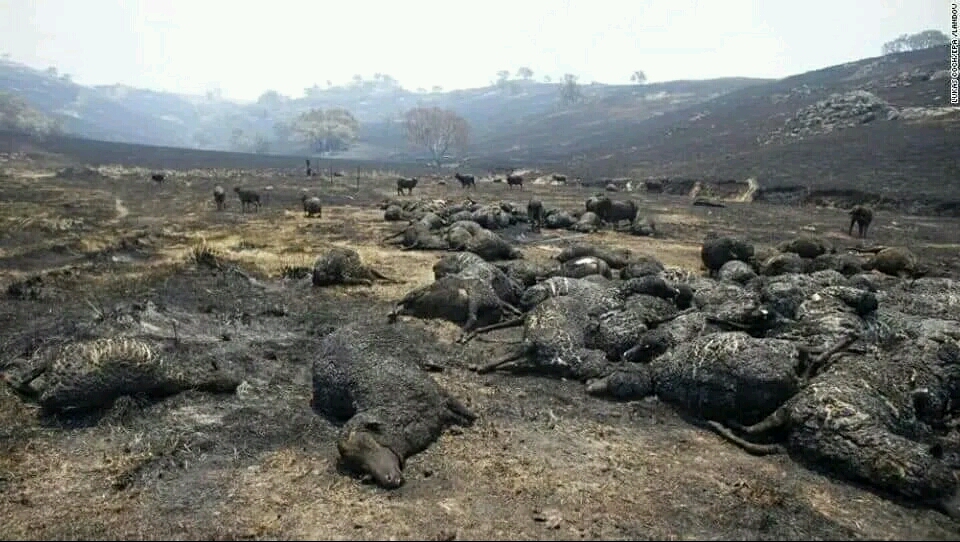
<box><xmin>471</xmin><ymin>46</ymin><xmax>957</xmax><ymax>213</ymax></box>
<box><xmin>0</xmin><ymin>57</ymin><xmax>769</xmax><ymax>160</ymax></box>
<box><xmin>3</xmin><ymin>47</ymin><xmax>957</xmax><ymax>215</ymax></box>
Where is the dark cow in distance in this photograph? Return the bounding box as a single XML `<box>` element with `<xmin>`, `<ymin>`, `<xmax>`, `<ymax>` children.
<box><xmin>397</xmin><ymin>177</ymin><xmax>418</xmax><ymax>195</ymax></box>
<box><xmin>506</xmin><ymin>174</ymin><xmax>524</xmax><ymax>190</ymax></box>
<box><xmin>645</xmin><ymin>180</ymin><xmax>664</xmax><ymax>193</ymax></box>
<box><xmin>455</xmin><ymin>173</ymin><xmax>476</xmax><ymax>189</ymax></box>
<box><xmin>151</xmin><ymin>173</ymin><xmax>165</xmax><ymax>185</ymax></box>
<box><xmin>848</xmin><ymin>205</ymin><xmax>873</xmax><ymax>238</ymax></box>
<box><xmin>594</xmin><ymin>197</ymin><xmax>639</xmax><ymax>228</ymax></box>
<box><xmin>234</xmin><ymin>187</ymin><xmax>262</xmax><ymax>213</ymax></box>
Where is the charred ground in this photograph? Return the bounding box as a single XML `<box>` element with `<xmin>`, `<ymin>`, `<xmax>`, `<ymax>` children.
<box><xmin>1</xmin><ymin>143</ymin><xmax>960</xmax><ymax>540</ymax></box>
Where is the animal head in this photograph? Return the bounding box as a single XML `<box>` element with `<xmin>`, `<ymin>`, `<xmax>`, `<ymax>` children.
<box><xmin>337</xmin><ymin>417</ymin><xmax>404</xmax><ymax>489</ymax></box>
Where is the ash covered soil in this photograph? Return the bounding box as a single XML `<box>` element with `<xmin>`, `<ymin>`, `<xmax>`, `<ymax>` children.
<box><xmin>1</xmin><ymin>153</ymin><xmax>960</xmax><ymax>540</ymax></box>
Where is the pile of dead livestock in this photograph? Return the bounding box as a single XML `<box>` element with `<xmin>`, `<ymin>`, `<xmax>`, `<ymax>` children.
<box><xmin>379</xmin><ymin>193</ymin><xmax>657</xmax><ymax>246</ymax></box>
<box><xmin>2</xmin><ymin>193</ymin><xmax>959</xmax><ymax>521</ymax></box>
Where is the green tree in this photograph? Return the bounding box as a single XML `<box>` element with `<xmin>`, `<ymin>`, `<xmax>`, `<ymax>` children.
<box><xmin>882</xmin><ymin>30</ymin><xmax>950</xmax><ymax>54</ymax></box>
<box><xmin>0</xmin><ymin>91</ymin><xmax>63</xmax><ymax>139</ymax></box>
<box><xmin>256</xmin><ymin>90</ymin><xmax>283</xmax><ymax>107</ymax></box>
<box><xmin>290</xmin><ymin>108</ymin><xmax>360</xmax><ymax>156</ymax></box>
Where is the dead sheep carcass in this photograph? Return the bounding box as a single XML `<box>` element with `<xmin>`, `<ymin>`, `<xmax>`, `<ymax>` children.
<box><xmin>1</xmin><ymin>336</ymin><xmax>239</xmax><ymax>416</ymax></box>
<box><xmin>312</xmin><ymin>247</ymin><xmax>394</xmax><ymax>287</ymax></box>
<box><xmin>311</xmin><ymin>322</ymin><xmax>476</xmax><ymax>488</ymax></box>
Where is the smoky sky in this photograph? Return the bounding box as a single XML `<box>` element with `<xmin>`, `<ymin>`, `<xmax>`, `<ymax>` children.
<box><xmin>0</xmin><ymin>0</ymin><xmax>949</xmax><ymax>101</ymax></box>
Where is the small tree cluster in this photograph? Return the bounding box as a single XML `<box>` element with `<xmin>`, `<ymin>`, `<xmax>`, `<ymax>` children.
<box><xmin>403</xmin><ymin>106</ymin><xmax>470</xmax><ymax>168</ymax></box>
<box><xmin>882</xmin><ymin>30</ymin><xmax>950</xmax><ymax>55</ymax></box>
<box><xmin>493</xmin><ymin>67</ymin><xmax>535</xmax><ymax>95</ymax></box>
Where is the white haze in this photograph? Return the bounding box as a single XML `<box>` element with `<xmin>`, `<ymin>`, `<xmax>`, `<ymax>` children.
<box><xmin>0</xmin><ymin>0</ymin><xmax>950</xmax><ymax>101</ymax></box>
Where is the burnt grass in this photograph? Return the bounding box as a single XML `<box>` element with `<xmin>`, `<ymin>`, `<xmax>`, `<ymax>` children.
<box><xmin>1</xmin><ymin>143</ymin><xmax>960</xmax><ymax>540</ymax></box>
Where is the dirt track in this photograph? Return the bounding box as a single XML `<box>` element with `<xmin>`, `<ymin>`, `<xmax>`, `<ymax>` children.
<box><xmin>1</xmin><ymin>151</ymin><xmax>960</xmax><ymax>540</ymax></box>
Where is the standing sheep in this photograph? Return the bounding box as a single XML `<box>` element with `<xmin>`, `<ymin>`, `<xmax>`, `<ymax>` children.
<box><xmin>302</xmin><ymin>194</ymin><xmax>322</xmax><ymax>218</ymax></box>
<box><xmin>848</xmin><ymin>205</ymin><xmax>873</xmax><ymax>238</ymax></box>
<box><xmin>213</xmin><ymin>185</ymin><xmax>226</xmax><ymax>211</ymax></box>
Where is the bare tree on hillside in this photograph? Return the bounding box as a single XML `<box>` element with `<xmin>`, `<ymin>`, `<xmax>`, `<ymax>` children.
<box><xmin>273</xmin><ymin>121</ymin><xmax>292</xmax><ymax>147</ymax></box>
<box><xmin>559</xmin><ymin>73</ymin><xmax>583</xmax><ymax>106</ymax></box>
<box><xmin>229</xmin><ymin>128</ymin><xmax>246</xmax><ymax>151</ymax></box>
<box><xmin>517</xmin><ymin>67</ymin><xmax>534</xmax><ymax>81</ymax></box>
<box><xmin>253</xmin><ymin>134</ymin><xmax>270</xmax><ymax>154</ymax></box>
<box><xmin>403</xmin><ymin>106</ymin><xmax>470</xmax><ymax>169</ymax></box>
<box><xmin>630</xmin><ymin>70</ymin><xmax>647</xmax><ymax>84</ymax></box>
<box><xmin>493</xmin><ymin>70</ymin><xmax>513</xmax><ymax>93</ymax></box>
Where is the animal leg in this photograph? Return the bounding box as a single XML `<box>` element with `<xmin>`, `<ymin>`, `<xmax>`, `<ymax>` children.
<box><xmin>706</xmin><ymin>421</ymin><xmax>787</xmax><ymax>456</ymax></box>
<box><xmin>727</xmin><ymin>405</ymin><xmax>790</xmax><ymax>435</ymax></box>
<box><xmin>800</xmin><ymin>333</ymin><xmax>858</xmax><ymax>382</ymax></box>
<box><xmin>387</xmin><ymin>304</ymin><xmax>403</xmax><ymax>323</ymax></box>
<box><xmin>444</xmin><ymin>395</ymin><xmax>478</xmax><ymax>426</ymax></box>
<box><xmin>0</xmin><ymin>363</ymin><xmax>48</xmax><ymax>399</ymax></box>
<box><xmin>459</xmin><ymin>298</ymin><xmax>481</xmax><ymax>341</ymax></box>
<box><xmin>471</xmin><ymin>349</ymin><xmax>527</xmax><ymax>374</ymax></box>
<box><xmin>381</xmin><ymin>230</ymin><xmax>406</xmax><ymax>244</ymax></box>
<box><xmin>457</xmin><ymin>316</ymin><xmax>525</xmax><ymax>344</ymax></box>
<box><xmin>500</xmin><ymin>301</ymin><xmax>523</xmax><ymax>316</ymax></box>
<box><xmin>367</xmin><ymin>268</ymin><xmax>398</xmax><ymax>283</ymax></box>
<box><xmin>341</xmin><ymin>277</ymin><xmax>375</xmax><ymax>287</ymax></box>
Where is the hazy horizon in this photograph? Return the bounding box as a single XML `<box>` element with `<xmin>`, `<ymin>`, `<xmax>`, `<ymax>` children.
<box><xmin>0</xmin><ymin>0</ymin><xmax>950</xmax><ymax>102</ymax></box>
